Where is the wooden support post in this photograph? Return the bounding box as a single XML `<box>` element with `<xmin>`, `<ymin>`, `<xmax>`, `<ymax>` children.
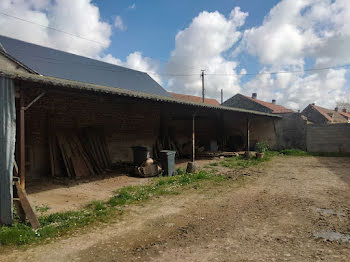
<box><xmin>246</xmin><ymin>118</ymin><xmax>250</xmax><ymax>151</ymax></box>
<box><xmin>20</xmin><ymin>92</ymin><xmax>25</xmax><ymax>190</ymax></box>
<box><xmin>192</xmin><ymin>114</ymin><xmax>195</xmax><ymax>162</ymax></box>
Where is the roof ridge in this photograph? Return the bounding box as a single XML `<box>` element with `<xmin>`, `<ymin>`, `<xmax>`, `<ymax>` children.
<box><xmin>0</xmin><ymin>34</ymin><xmax>147</xmax><ymax>75</ymax></box>
<box><xmin>240</xmin><ymin>93</ymin><xmax>293</xmax><ymax>113</ymax></box>
<box><xmin>312</xmin><ymin>104</ymin><xmax>349</xmax><ymax>122</ymax></box>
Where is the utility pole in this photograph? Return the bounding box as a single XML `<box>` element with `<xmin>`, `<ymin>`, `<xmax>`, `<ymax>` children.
<box><xmin>201</xmin><ymin>70</ymin><xmax>205</xmax><ymax>103</ymax></box>
<box><xmin>221</xmin><ymin>89</ymin><xmax>223</xmax><ymax>104</ymax></box>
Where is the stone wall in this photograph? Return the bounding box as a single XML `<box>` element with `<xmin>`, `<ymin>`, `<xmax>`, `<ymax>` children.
<box><xmin>306</xmin><ymin>124</ymin><xmax>350</xmax><ymax>153</ymax></box>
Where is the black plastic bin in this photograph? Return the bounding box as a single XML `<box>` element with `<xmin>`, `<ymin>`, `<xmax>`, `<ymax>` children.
<box><xmin>131</xmin><ymin>146</ymin><xmax>149</xmax><ymax>166</ymax></box>
<box><xmin>160</xmin><ymin>150</ymin><xmax>176</xmax><ymax>176</ymax></box>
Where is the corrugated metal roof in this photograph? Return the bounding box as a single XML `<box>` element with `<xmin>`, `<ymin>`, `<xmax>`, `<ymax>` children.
<box><xmin>0</xmin><ymin>35</ymin><xmax>170</xmax><ymax>97</ymax></box>
<box><xmin>0</xmin><ymin>70</ymin><xmax>280</xmax><ymax>118</ymax></box>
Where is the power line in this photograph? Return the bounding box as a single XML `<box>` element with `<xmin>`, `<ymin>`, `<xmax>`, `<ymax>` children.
<box><xmin>5</xmin><ymin>48</ymin><xmax>350</xmax><ymax>77</ymax></box>
<box><xmin>0</xmin><ymin>11</ymin><xmax>106</xmax><ymax>46</ymax></box>
<box><xmin>1</xmin><ymin>11</ymin><xmax>349</xmax><ymax>77</ymax></box>
<box><xmin>206</xmin><ymin>64</ymin><xmax>350</xmax><ymax>76</ymax></box>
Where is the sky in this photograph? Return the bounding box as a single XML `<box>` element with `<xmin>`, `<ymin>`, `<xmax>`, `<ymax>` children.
<box><xmin>0</xmin><ymin>0</ymin><xmax>349</xmax><ymax>111</ymax></box>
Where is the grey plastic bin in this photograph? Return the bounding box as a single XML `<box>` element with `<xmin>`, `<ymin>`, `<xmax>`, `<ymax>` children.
<box><xmin>160</xmin><ymin>150</ymin><xmax>176</xmax><ymax>176</ymax></box>
<box><xmin>131</xmin><ymin>146</ymin><xmax>149</xmax><ymax>166</ymax></box>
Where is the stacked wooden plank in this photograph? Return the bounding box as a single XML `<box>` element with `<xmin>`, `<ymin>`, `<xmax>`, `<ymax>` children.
<box><xmin>49</xmin><ymin>127</ymin><xmax>111</xmax><ymax>179</ymax></box>
<box><xmin>81</xmin><ymin>127</ymin><xmax>111</xmax><ymax>174</ymax></box>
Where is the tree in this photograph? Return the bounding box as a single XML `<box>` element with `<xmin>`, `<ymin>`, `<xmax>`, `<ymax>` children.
<box><xmin>336</xmin><ymin>101</ymin><xmax>350</xmax><ymax>112</ymax></box>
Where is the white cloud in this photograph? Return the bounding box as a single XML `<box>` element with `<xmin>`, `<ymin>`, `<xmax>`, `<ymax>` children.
<box><xmin>0</xmin><ymin>0</ymin><xmax>112</xmax><ymax>58</ymax></box>
<box><xmin>241</xmin><ymin>68</ymin><xmax>347</xmax><ymax>111</ymax></box>
<box><xmin>165</xmin><ymin>7</ymin><xmax>248</xmax><ymax>101</ymax></box>
<box><xmin>128</xmin><ymin>3</ymin><xmax>136</xmax><ymax>10</ymax></box>
<box><xmin>0</xmin><ymin>0</ymin><xmax>160</xmax><ymax>86</ymax></box>
<box><xmin>101</xmin><ymin>52</ymin><xmax>162</xmax><ymax>85</ymax></box>
<box><xmin>0</xmin><ymin>0</ymin><xmax>349</xmax><ymax>109</ymax></box>
<box><xmin>238</xmin><ymin>0</ymin><xmax>350</xmax><ymax>109</ymax></box>
<box><xmin>114</xmin><ymin>15</ymin><xmax>126</xmax><ymax>31</ymax></box>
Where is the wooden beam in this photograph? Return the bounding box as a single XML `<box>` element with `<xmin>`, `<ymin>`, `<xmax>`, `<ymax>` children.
<box><xmin>246</xmin><ymin>118</ymin><xmax>250</xmax><ymax>151</ymax></box>
<box><xmin>20</xmin><ymin>91</ymin><xmax>25</xmax><ymax>190</ymax></box>
<box><xmin>24</xmin><ymin>91</ymin><xmax>46</xmax><ymax>111</ymax></box>
<box><xmin>192</xmin><ymin>114</ymin><xmax>195</xmax><ymax>162</ymax></box>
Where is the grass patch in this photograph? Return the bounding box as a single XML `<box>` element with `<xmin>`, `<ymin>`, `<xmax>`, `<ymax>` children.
<box><xmin>281</xmin><ymin>149</ymin><xmax>350</xmax><ymax>157</ymax></box>
<box><xmin>0</xmin><ymin>170</ymin><xmax>221</xmax><ymax>247</ymax></box>
<box><xmin>220</xmin><ymin>151</ymin><xmax>279</xmax><ymax>169</ymax></box>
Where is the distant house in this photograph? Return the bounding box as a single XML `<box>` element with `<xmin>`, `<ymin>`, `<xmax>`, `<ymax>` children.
<box><xmin>222</xmin><ymin>93</ymin><xmax>294</xmax><ymax>114</ymax></box>
<box><xmin>301</xmin><ymin>104</ymin><xmax>350</xmax><ymax>124</ymax></box>
<box><xmin>169</xmin><ymin>92</ymin><xmax>220</xmax><ymax>106</ymax></box>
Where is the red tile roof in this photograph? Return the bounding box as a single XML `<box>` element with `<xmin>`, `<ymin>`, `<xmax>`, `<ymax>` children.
<box><xmin>169</xmin><ymin>92</ymin><xmax>220</xmax><ymax>106</ymax></box>
<box><xmin>312</xmin><ymin>105</ymin><xmax>349</xmax><ymax>123</ymax></box>
<box><xmin>340</xmin><ymin>111</ymin><xmax>350</xmax><ymax>119</ymax></box>
<box><xmin>242</xmin><ymin>95</ymin><xmax>294</xmax><ymax>114</ymax></box>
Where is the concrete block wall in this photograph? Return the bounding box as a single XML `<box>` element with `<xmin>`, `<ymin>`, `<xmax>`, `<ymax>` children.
<box><xmin>306</xmin><ymin>124</ymin><xmax>350</xmax><ymax>152</ymax></box>
<box><xmin>275</xmin><ymin>113</ymin><xmax>307</xmax><ymax>150</ymax></box>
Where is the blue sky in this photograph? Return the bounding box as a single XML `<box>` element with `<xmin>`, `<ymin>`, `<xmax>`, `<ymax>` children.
<box><xmin>98</xmin><ymin>0</ymin><xmax>279</xmax><ymax>63</ymax></box>
<box><xmin>0</xmin><ymin>0</ymin><xmax>349</xmax><ymax>109</ymax></box>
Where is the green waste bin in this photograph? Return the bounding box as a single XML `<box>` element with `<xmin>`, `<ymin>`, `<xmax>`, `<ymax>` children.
<box><xmin>131</xmin><ymin>146</ymin><xmax>149</xmax><ymax>166</ymax></box>
<box><xmin>160</xmin><ymin>150</ymin><xmax>176</xmax><ymax>176</ymax></box>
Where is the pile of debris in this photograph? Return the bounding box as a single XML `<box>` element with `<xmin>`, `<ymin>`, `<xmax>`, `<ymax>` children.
<box><xmin>135</xmin><ymin>158</ymin><xmax>162</xmax><ymax>178</ymax></box>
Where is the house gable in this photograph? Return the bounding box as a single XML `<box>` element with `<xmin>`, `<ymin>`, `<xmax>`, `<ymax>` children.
<box><xmin>0</xmin><ymin>50</ymin><xmax>35</xmax><ymax>74</ymax></box>
<box><xmin>223</xmin><ymin>94</ymin><xmax>273</xmax><ymax>113</ymax></box>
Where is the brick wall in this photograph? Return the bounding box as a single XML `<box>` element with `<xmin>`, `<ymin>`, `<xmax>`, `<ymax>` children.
<box><xmin>306</xmin><ymin>124</ymin><xmax>350</xmax><ymax>152</ymax></box>
<box><xmin>22</xmin><ymin>89</ymin><xmax>161</xmax><ymax>180</ymax></box>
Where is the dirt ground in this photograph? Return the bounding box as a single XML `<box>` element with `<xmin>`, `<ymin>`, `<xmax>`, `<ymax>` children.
<box><xmin>26</xmin><ymin>159</ymin><xmax>219</xmax><ymax>214</ymax></box>
<box><xmin>27</xmin><ymin>175</ymin><xmax>150</xmax><ymax>214</ymax></box>
<box><xmin>1</xmin><ymin>156</ymin><xmax>349</xmax><ymax>261</ymax></box>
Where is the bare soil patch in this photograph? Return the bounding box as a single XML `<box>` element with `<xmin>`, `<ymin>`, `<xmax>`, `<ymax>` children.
<box><xmin>27</xmin><ymin>175</ymin><xmax>149</xmax><ymax>214</ymax></box>
<box><xmin>26</xmin><ymin>159</ymin><xmax>221</xmax><ymax>215</ymax></box>
<box><xmin>1</xmin><ymin>156</ymin><xmax>349</xmax><ymax>261</ymax></box>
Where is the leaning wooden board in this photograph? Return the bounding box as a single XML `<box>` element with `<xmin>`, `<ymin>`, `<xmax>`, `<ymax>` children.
<box><xmin>14</xmin><ymin>181</ymin><xmax>40</xmax><ymax>230</ymax></box>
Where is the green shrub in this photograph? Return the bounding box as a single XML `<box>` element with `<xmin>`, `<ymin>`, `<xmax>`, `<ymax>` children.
<box><xmin>256</xmin><ymin>141</ymin><xmax>269</xmax><ymax>153</ymax></box>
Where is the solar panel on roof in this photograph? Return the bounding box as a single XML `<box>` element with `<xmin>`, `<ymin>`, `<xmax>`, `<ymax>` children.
<box><xmin>0</xmin><ymin>35</ymin><xmax>170</xmax><ymax>97</ymax></box>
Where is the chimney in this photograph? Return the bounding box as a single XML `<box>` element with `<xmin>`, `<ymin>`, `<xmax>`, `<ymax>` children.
<box><xmin>252</xmin><ymin>93</ymin><xmax>257</xmax><ymax>99</ymax></box>
<box><xmin>272</xmin><ymin>99</ymin><xmax>276</xmax><ymax>104</ymax></box>
<box><xmin>343</xmin><ymin>108</ymin><xmax>347</xmax><ymax>113</ymax></box>
<box><xmin>335</xmin><ymin>107</ymin><xmax>339</xmax><ymax>112</ymax></box>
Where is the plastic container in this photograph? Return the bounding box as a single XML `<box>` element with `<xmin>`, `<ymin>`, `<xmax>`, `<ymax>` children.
<box><xmin>160</xmin><ymin>150</ymin><xmax>176</xmax><ymax>176</ymax></box>
<box><xmin>131</xmin><ymin>146</ymin><xmax>149</xmax><ymax>166</ymax></box>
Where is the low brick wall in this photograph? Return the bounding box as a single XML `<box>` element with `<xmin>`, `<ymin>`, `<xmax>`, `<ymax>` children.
<box><xmin>306</xmin><ymin>124</ymin><xmax>350</xmax><ymax>152</ymax></box>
